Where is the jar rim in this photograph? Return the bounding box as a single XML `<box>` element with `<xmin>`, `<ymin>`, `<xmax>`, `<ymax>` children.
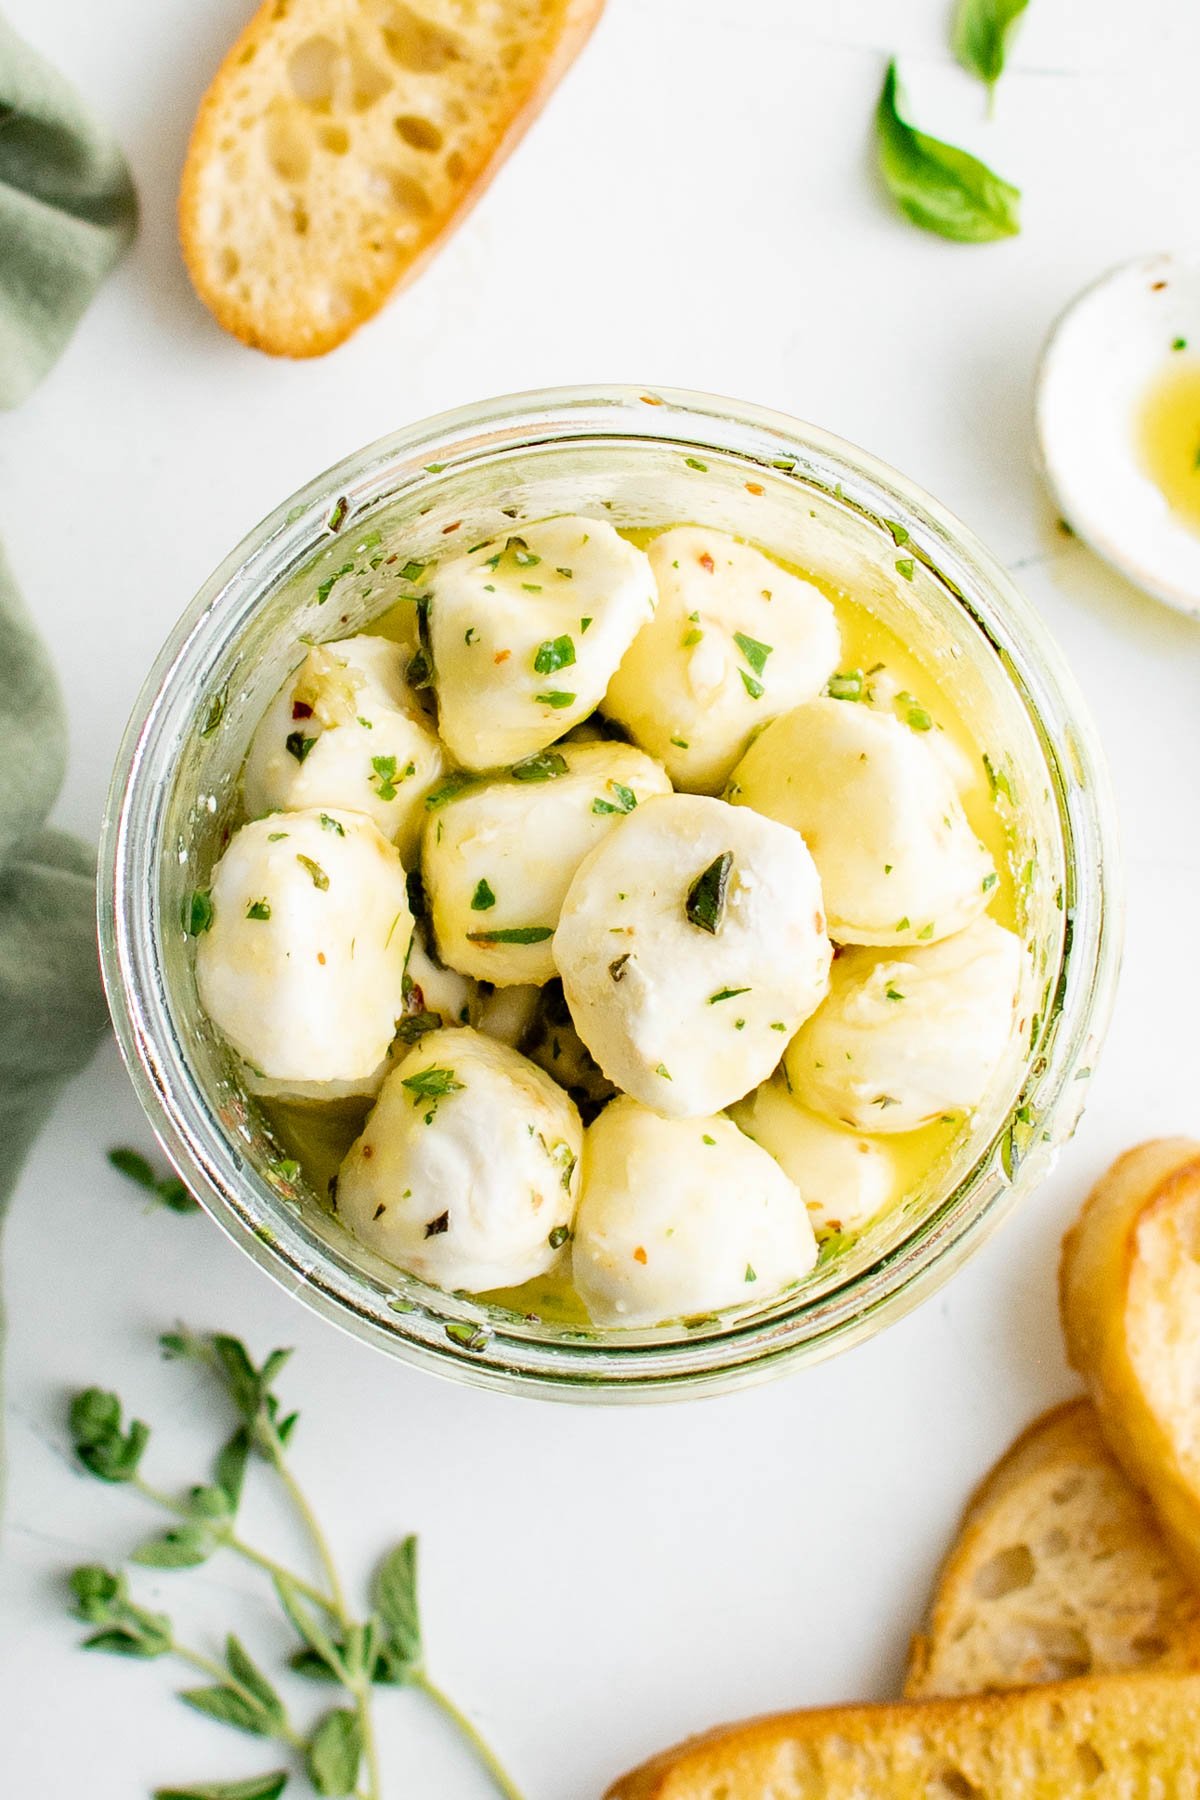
<box><xmin>98</xmin><ymin>384</ymin><xmax>1123</xmax><ymax>1401</ymax></box>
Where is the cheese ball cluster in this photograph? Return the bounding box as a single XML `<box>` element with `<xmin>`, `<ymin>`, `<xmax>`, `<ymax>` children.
<box><xmin>192</xmin><ymin>514</ymin><xmax>1026</xmax><ymax>1328</ymax></box>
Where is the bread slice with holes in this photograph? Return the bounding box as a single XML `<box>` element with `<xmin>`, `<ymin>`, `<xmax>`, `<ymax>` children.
<box><xmin>1061</xmin><ymin>1137</ymin><xmax>1200</xmax><ymax>1592</ymax></box>
<box><xmin>603</xmin><ymin>1671</ymin><xmax>1200</xmax><ymax>1799</ymax></box>
<box><xmin>904</xmin><ymin>1399</ymin><xmax>1200</xmax><ymax>1698</ymax></box>
<box><xmin>180</xmin><ymin>0</ymin><xmax>605</xmax><ymax>356</ymax></box>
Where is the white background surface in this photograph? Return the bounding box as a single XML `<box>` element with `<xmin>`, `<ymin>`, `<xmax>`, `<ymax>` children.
<box><xmin>2</xmin><ymin>2</ymin><xmax>1200</xmax><ymax>1795</ymax></box>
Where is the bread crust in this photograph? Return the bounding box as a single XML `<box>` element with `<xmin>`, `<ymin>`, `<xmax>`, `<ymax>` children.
<box><xmin>179</xmin><ymin>0</ymin><xmax>606</xmax><ymax>357</ymax></box>
<box><xmin>905</xmin><ymin>1398</ymin><xmax>1200</xmax><ymax>1697</ymax></box>
<box><xmin>605</xmin><ymin>1671</ymin><xmax>1200</xmax><ymax>1799</ymax></box>
<box><xmin>1060</xmin><ymin>1138</ymin><xmax>1200</xmax><ymax>1589</ymax></box>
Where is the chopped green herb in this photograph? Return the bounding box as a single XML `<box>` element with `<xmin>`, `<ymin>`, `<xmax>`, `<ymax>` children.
<box><xmin>548</xmin><ymin>1225</ymin><xmax>571</xmax><ymax>1250</ymax></box>
<box><xmin>371</xmin><ymin>754</ymin><xmax>401</xmax><ymax>801</ymax></box>
<box><xmin>199</xmin><ymin>690</ymin><xmax>227</xmax><ymax>738</ymax></box>
<box><xmin>682</xmin><ymin>627</ymin><xmax>703</xmax><ymax>648</ymax></box>
<box><xmin>885</xmin><ymin>520</ymin><xmax>910</xmax><ymax>546</ymax></box>
<box><xmin>982</xmin><ymin>871</ymin><xmax>999</xmax><ymax>892</ymax></box>
<box><xmin>327</xmin><ymin>495</ymin><xmax>348</xmax><ymax>531</ymax></box>
<box><xmin>316</xmin><ymin>561</ymin><xmax>354</xmax><ymax>604</ymax></box>
<box><xmin>396</xmin><ymin>1011</ymin><xmax>441</xmax><ymax>1044</ymax></box>
<box><xmin>1173</xmin><ymin>336</ymin><xmax>1188</xmax><ymax>352</ymax></box>
<box><xmin>521</xmin><ymin>583</ymin><xmax>542</xmax><ymax>594</ymax></box>
<box><xmin>684</xmin><ymin>457</ymin><xmax>708</xmax><ymax>471</ymax></box>
<box><xmin>466</xmin><ymin>925</ymin><xmax>554</xmax><ymax>945</ymax></box>
<box><xmin>511</xmin><ymin>750</ymin><xmax>569</xmax><ymax>781</ymax></box>
<box><xmin>424</xmin><ymin>773</ymin><xmax>475</xmax><ymax>810</ymax></box>
<box><xmin>535</xmin><ymin>690</ymin><xmax>575</xmax><ymax>709</ymax></box>
<box><xmin>319</xmin><ymin>813</ymin><xmax>345</xmax><ymax>836</ymax></box>
<box><xmin>399</xmin><ymin>560</ymin><xmax>426</xmax><ymax>582</ymax></box>
<box><xmin>401</xmin><ymin>1067</ymin><xmax>464</xmax><ymax>1102</ymax></box>
<box><xmin>739</xmin><ymin>670</ymin><xmax>765</xmax><ymax>700</ymax></box>
<box><xmin>185</xmin><ymin>891</ymin><xmax>214</xmax><ymax>936</ymax></box>
<box><xmin>906</xmin><ymin>704</ymin><xmax>932</xmax><ymax>731</ymax></box>
<box><xmin>470</xmin><ymin>879</ymin><xmax>496</xmax><ymax>912</ymax></box>
<box><xmin>744</xmin><ymin>1264</ymin><xmax>757</xmax><ymax>1283</ymax></box>
<box><xmin>295</xmin><ymin>855</ymin><xmax>329</xmax><ymax>891</ymax></box>
<box><xmin>917</xmin><ymin>922</ymin><xmax>935</xmax><ymax>940</ymax></box>
<box><xmin>770</xmin><ymin>1021</ymin><xmax>787</xmax><ymax>1032</ymax></box>
<box><xmin>591</xmin><ymin>782</ymin><xmax>637</xmax><ymax>816</ymax></box>
<box><xmin>444</xmin><ymin>1321</ymin><xmax>488</xmax><ymax>1352</ymax></box>
<box><xmin>827</xmin><ymin>669</ymin><xmax>864</xmax><ymax>702</ymax></box>
<box><xmin>246</xmin><ymin>900</ymin><xmax>271</xmax><ymax>922</ymax></box>
<box><xmin>556</xmin><ymin>566</ymin><xmax>573</xmax><ymax>579</ymax></box>
<box><xmin>702</xmin><ymin>1134</ymin><xmax>716</xmax><ymax>1145</ymax></box>
<box><xmin>896</xmin><ymin>557</ymin><xmax>915</xmax><ymax>581</ymax></box>
<box><xmin>423</xmin><ymin>462</ymin><xmax>445</xmax><ymax>473</ymax></box>
<box><xmin>982</xmin><ymin>752</ymin><xmax>1015</xmax><ymax>803</ymax></box>
<box><xmin>709</xmin><ymin>986</ymin><xmax>751</xmax><ymax>1004</ymax></box>
<box><xmin>533</xmin><ymin>635</ymin><xmax>575</xmax><ymax>675</ymax></box>
<box><xmin>511</xmin><ymin>543</ymin><xmax>540</xmax><ymax>569</ymax></box>
<box><xmin>464</xmin><ymin>627</ymin><xmax>477</xmax><ymax>645</ymax></box>
<box><xmin>733</xmin><ymin>631</ymin><xmax>772</xmax><ymax>676</ymax></box>
<box><xmin>655</xmin><ymin>1063</ymin><xmax>672</xmax><ymax>1080</ymax></box>
<box><xmin>285</xmin><ymin>732</ymin><xmax>317</xmax><ymax>763</ymax></box>
<box><xmin>895</xmin><ymin>915</ymin><xmax>911</xmax><ymax>932</ymax></box>
<box><xmin>885</xmin><ymin>986</ymin><xmax>904</xmax><ymax>1002</ymax></box>
<box><xmin>686</xmin><ymin>851</ymin><xmax>733</xmax><ymax>934</ymax></box>
<box><xmin>267</xmin><ymin>832</ymin><xmax>288</xmax><ymax>842</ymax></box>
<box><xmin>580</xmin><ymin>616</ymin><xmax>593</xmax><ymax>632</ymax></box>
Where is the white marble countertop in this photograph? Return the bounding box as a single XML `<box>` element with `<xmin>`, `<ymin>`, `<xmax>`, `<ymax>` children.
<box><xmin>2</xmin><ymin>1</ymin><xmax>1199</xmax><ymax>1794</ymax></box>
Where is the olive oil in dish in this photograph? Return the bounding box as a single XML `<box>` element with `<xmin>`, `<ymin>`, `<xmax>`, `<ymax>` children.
<box><xmin>1136</xmin><ymin>353</ymin><xmax>1200</xmax><ymax>534</ymax></box>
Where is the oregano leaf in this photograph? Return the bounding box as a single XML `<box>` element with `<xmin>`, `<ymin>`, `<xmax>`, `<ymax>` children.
<box><xmin>153</xmin><ymin>1773</ymin><xmax>289</xmax><ymax>1800</ymax></box>
<box><xmin>305</xmin><ymin>1709</ymin><xmax>362</xmax><ymax>1797</ymax></box>
<box><xmin>374</xmin><ymin>1536</ymin><xmax>422</xmax><ymax>1667</ymax></box>
<box><xmin>178</xmin><ymin>1684</ymin><xmax>273</xmax><ymax>1736</ymax></box>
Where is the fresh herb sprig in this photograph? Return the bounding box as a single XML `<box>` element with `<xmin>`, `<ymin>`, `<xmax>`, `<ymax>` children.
<box><xmin>108</xmin><ymin>1148</ymin><xmax>200</xmax><ymax>1214</ymax></box>
<box><xmin>953</xmin><ymin>0</ymin><xmax>1029</xmax><ymax>98</ymax></box>
<box><xmin>67</xmin><ymin>1330</ymin><xmax>524</xmax><ymax>1800</ymax></box>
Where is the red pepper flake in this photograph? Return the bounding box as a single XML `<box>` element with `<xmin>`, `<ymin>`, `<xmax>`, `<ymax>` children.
<box><xmin>442</xmin><ymin>519</ymin><xmax>462</xmax><ymax>534</ymax></box>
<box><xmin>699</xmin><ymin>553</ymin><xmax>715</xmax><ymax>574</ymax></box>
<box><xmin>292</xmin><ymin>700</ymin><xmax>313</xmax><ymax>720</ymax></box>
<box><xmin>633</xmin><ymin>1245</ymin><xmax>647</xmax><ymax>1265</ymax></box>
<box><xmin>361</xmin><ymin>1144</ymin><xmax>374</xmax><ymax>1159</ymax></box>
<box><xmin>317</xmin><ymin>951</ymin><xmax>326</xmax><ymax>965</ymax></box>
<box><xmin>639</xmin><ymin>393</ymin><xmax>663</xmax><ymax>406</ymax></box>
<box><xmin>384</xmin><ymin>553</ymin><xmax>398</xmax><ymax>565</ymax></box>
<box><xmin>493</xmin><ymin>649</ymin><xmax>511</xmax><ymax>664</ymax></box>
<box><xmin>745</xmin><ymin>481</ymin><xmax>764</xmax><ymax>497</ymax></box>
<box><xmin>1151</xmin><ymin>280</ymin><xmax>1167</xmax><ymax>291</ymax></box>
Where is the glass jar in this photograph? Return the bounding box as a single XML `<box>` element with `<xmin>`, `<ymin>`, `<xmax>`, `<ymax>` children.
<box><xmin>99</xmin><ymin>386</ymin><xmax>1121</xmax><ymax>1400</ymax></box>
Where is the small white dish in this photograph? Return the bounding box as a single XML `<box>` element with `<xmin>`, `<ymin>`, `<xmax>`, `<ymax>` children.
<box><xmin>1036</xmin><ymin>251</ymin><xmax>1200</xmax><ymax>619</ymax></box>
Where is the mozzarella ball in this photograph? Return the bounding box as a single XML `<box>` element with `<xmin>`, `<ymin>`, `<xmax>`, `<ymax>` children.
<box><xmin>729</xmin><ymin>697</ymin><xmax>995</xmax><ymax>946</ymax></box>
<box><xmin>423</xmin><ymin>740</ymin><xmax>671</xmax><ymax>985</ymax></box>
<box><xmin>337</xmin><ymin>1028</ymin><xmax>582</xmax><ymax>1293</ymax></box>
<box><xmin>572</xmin><ymin>1098</ymin><xmax>817</xmax><ymax>1326</ymax></box>
<box><xmin>242</xmin><ymin>637</ymin><xmax>445</xmax><ymax>860</ymax></box>
<box><xmin>785</xmin><ymin>916</ymin><xmax>1025</xmax><ymax>1134</ymax></box>
<box><xmin>428</xmin><ymin>517</ymin><xmax>656</xmax><ymax>769</ymax></box>
<box><xmin>471</xmin><ymin>983</ymin><xmax>542</xmax><ymax>1047</ymax></box>
<box><xmin>731</xmin><ymin>1082</ymin><xmax>899</xmax><ymax>1237</ymax></box>
<box><xmin>602</xmin><ymin>527</ymin><xmax>840</xmax><ymax>793</ymax></box>
<box><xmin>195</xmin><ymin>809</ymin><xmax>413</xmax><ymax>1090</ymax></box>
<box><xmin>554</xmin><ymin>793</ymin><xmax>831</xmax><ymax>1118</ymax></box>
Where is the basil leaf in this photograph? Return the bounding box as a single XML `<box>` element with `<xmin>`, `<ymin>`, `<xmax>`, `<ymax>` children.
<box><xmin>305</xmin><ymin>1708</ymin><xmax>362</xmax><ymax>1797</ymax></box>
<box><xmin>685</xmin><ymin>852</ymin><xmax>733</xmax><ymax>935</ymax></box>
<box><xmin>875</xmin><ymin>61</ymin><xmax>1020</xmax><ymax>242</ymax></box>
<box><xmin>953</xmin><ymin>0</ymin><xmax>1029</xmax><ymax>90</ymax></box>
<box><xmin>510</xmin><ymin>750</ymin><xmax>569</xmax><ymax>781</ymax></box>
<box><xmin>154</xmin><ymin>1774</ymin><xmax>289</xmax><ymax>1800</ymax></box>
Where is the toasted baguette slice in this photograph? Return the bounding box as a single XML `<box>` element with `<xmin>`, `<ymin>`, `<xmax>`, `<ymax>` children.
<box><xmin>1060</xmin><ymin>1138</ymin><xmax>1200</xmax><ymax>1591</ymax></box>
<box><xmin>905</xmin><ymin>1398</ymin><xmax>1200</xmax><ymax>1698</ymax></box>
<box><xmin>181</xmin><ymin>0</ymin><xmax>604</xmax><ymax>356</ymax></box>
<box><xmin>605</xmin><ymin>1672</ymin><xmax>1200</xmax><ymax>1800</ymax></box>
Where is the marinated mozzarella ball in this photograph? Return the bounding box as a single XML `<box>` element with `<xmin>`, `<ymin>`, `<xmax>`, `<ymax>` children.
<box><xmin>731</xmin><ymin>1082</ymin><xmax>900</xmax><ymax>1237</ymax></box>
<box><xmin>554</xmin><ymin>794</ymin><xmax>831</xmax><ymax>1118</ymax></box>
<box><xmin>337</xmin><ymin>1028</ymin><xmax>582</xmax><ymax>1293</ymax></box>
<box><xmin>602</xmin><ymin>527</ymin><xmax>840</xmax><ymax>793</ymax></box>
<box><xmin>729</xmin><ymin>697</ymin><xmax>995</xmax><ymax>946</ymax></box>
<box><xmin>423</xmin><ymin>741</ymin><xmax>671</xmax><ymax>985</ymax></box>
<box><xmin>242</xmin><ymin>637</ymin><xmax>444</xmax><ymax>860</ymax></box>
<box><xmin>786</xmin><ymin>916</ymin><xmax>1025</xmax><ymax>1134</ymax></box>
<box><xmin>572</xmin><ymin>1098</ymin><xmax>817</xmax><ymax>1326</ymax></box>
<box><xmin>428</xmin><ymin>517</ymin><xmax>656</xmax><ymax>769</ymax></box>
<box><xmin>195</xmin><ymin>809</ymin><xmax>413</xmax><ymax>1091</ymax></box>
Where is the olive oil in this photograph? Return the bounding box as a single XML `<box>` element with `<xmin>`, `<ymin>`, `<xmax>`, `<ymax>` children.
<box><xmin>1137</xmin><ymin>355</ymin><xmax>1200</xmax><ymax>533</ymax></box>
<box><xmin>265</xmin><ymin>526</ymin><xmax>1019</xmax><ymax>1328</ymax></box>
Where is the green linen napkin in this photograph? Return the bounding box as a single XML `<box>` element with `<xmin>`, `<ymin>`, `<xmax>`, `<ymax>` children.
<box><xmin>0</xmin><ymin>543</ymin><xmax>110</xmax><ymax>1208</ymax></box>
<box><xmin>0</xmin><ymin>14</ymin><xmax>137</xmax><ymax>408</ymax></box>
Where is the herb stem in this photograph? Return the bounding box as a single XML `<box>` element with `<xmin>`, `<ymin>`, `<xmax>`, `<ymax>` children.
<box><xmin>354</xmin><ymin>1678</ymin><xmax>383</xmax><ymax>1800</ymax></box>
<box><xmin>132</xmin><ymin>1476</ymin><xmax>337</xmax><ymax>1616</ymax></box>
<box><xmin>414</xmin><ymin>1670</ymin><xmax>527</xmax><ymax>1800</ymax></box>
<box><xmin>272</xmin><ymin>1457</ymin><xmax>351</xmax><ymax>1624</ymax></box>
